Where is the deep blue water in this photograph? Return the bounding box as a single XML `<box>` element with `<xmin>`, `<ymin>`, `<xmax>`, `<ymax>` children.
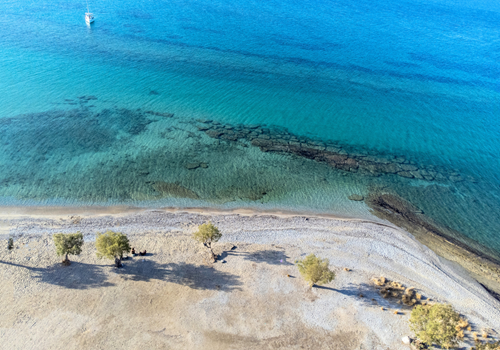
<box><xmin>0</xmin><ymin>0</ymin><xmax>500</xmax><ymax>257</ymax></box>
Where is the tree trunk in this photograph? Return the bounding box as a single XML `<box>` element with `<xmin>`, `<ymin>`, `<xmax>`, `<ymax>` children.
<box><xmin>114</xmin><ymin>256</ymin><xmax>122</xmax><ymax>268</ymax></box>
<box><xmin>62</xmin><ymin>253</ymin><xmax>71</xmax><ymax>266</ymax></box>
<box><xmin>208</xmin><ymin>242</ymin><xmax>217</xmax><ymax>262</ymax></box>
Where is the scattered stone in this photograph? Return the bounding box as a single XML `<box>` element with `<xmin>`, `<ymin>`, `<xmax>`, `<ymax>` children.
<box><xmin>401</xmin><ymin>336</ymin><xmax>411</xmax><ymax>345</ymax></box>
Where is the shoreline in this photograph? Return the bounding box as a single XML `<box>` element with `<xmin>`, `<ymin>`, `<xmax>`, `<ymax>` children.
<box><xmin>1</xmin><ymin>202</ymin><xmax>500</xmax><ymax>299</ymax></box>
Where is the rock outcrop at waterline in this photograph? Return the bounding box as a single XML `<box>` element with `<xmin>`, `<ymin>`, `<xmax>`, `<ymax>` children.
<box><xmin>196</xmin><ymin>120</ymin><xmax>473</xmax><ymax>183</ymax></box>
<box><xmin>366</xmin><ymin>191</ymin><xmax>500</xmax><ymax>300</ymax></box>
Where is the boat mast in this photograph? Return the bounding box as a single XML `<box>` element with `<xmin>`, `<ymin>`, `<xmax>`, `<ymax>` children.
<box><xmin>86</xmin><ymin>0</ymin><xmax>90</xmax><ymax>13</ymax></box>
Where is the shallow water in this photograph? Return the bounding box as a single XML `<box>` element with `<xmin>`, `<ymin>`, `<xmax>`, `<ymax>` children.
<box><xmin>0</xmin><ymin>0</ymin><xmax>499</xmax><ymax>257</ymax></box>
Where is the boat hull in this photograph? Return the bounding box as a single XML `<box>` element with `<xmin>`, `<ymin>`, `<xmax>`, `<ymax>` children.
<box><xmin>85</xmin><ymin>13</ymin><xmax>94</xmax><ymax>24</ymax></box>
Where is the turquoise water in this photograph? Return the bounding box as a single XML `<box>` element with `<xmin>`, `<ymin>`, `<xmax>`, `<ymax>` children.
<box><xmin>1</xmin><ymin>0</ymin><xmax>500</xmax><ymax>257</ymax></box>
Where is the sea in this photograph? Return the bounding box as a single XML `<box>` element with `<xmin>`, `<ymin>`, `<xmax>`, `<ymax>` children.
<box><xmin>0</xmin><ymin>0</ymin><xmax>499</xmax><ymax>258</ymax></box>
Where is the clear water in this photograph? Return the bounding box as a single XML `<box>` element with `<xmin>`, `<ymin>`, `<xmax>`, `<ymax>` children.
<box><xmin>1</xmin><ymin>0</ymin><xmax>500</xmax><ymax>257</ymax></box>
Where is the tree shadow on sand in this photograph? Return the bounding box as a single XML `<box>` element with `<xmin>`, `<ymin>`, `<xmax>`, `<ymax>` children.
<box><xmin>314</xmin><ymin>282</ymin><xmax>385</xmax><ymax>306</ymax></box>
<box><xmin>0</xmin><ymin>260</ymin><xmax>114</xmax><ymax>289</ymax></box>
<box><xmin>117</xmin><ymin>260</ymin><xmax>242</xmax><ymax>292</ymax></box>
<box><xmin>219</xmin><ymin>249</ymin><xmax>293</xmax><ymax>266</ymax></box>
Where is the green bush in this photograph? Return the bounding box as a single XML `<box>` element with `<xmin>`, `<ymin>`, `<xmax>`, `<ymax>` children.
<box><xmin>192</xmin><ymin>222</ymin><xmax>222</xmax><ymax>260</ymax></box>
<box><xmin>296</xmin><ymin>254</ymin><xmax>335</xmax><ymax>287</ymax></box>
<box><xmin>7</xmin><ymin>237</ymin><xmax>14</xmax><ymax>250</ymax></box>
<box><xmin>473</xmin><ymin>340</ymin><xmax>500</xmax><ymax>350</ymax></box>
<box><xmin>410</xmin><ymin>303</ymin><xmax>461</xmax><ymax>349</ymax></box>
<box><xmin>53</xmin><ymin>232</ymin><xmax>84</xmax><ymax>265</ymax></box>
<box><xmin>95</xmin><ymin>230</ymin><xmax>131</xmax><ymax>267</ymax></box>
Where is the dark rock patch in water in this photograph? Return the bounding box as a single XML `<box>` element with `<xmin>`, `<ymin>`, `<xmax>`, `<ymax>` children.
<box><xmin>196</xmin><ymin>120</ymin><xmax>469</xmax><ymax>185</ymax></box>
<box><xmin>151</xmin><ymin>181</ymin><xmax>199</xmax><ymax>199</ymax></box>
<box><xmin>145</xmin><ymin>111</ymin><xmax>174</xmax><ymax>118</ymax></box>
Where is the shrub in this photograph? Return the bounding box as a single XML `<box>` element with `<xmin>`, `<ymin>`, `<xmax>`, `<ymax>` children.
<box><xmin>410</xmin><ymin>303</ymin><xmax>461</xmax><ymax>349</ymax></box>
<box><xmin>296</xmin><ymin>254</ymin><xmax>335</xmax><ymax>287</ymax></box>
<box><xmin>192</xmin><ymin>222</ymin><xmax>222</xmax><ymax>261</ymax></box>
<box><xmin>53</xmin><ymin>232</ymin><xmax>84</xmax><ymax>265</ymax></box>
<box><xmin>473</xmin><ymin>339</ymin><xmax>500</xmax><ymax>350</ymax></box>
<box><xmin>7</xmin><ymin>237</ymin><xmax>14</xmax><ymax>250</ymax></box>
<box><xmin>95</xmin><ymin>230</ymin><xmax>131</xmax><ymax>267</ymax></box>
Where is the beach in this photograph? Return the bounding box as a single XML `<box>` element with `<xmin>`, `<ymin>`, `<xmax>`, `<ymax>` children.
<box><xmin>1</xmin><ymin>207</ymin><xmax>499</xmax><ymax>349</ymax></box>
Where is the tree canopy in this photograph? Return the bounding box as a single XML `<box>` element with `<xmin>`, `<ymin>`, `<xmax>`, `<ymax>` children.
<box><xmin>53</xmin><ymin>232</ymin><xmax>84</xmax><ymax>264</ymax></box>
<box><xmin>410</xmin><ymin>303</ymin><xmax>461</xmax><ymax>349</ymax></box>
<box><xmin>95</xmin><ymin>230</ymin><xmax>131</xmax><ymax>267</ymax></box>
<box><xmin>192</xmin><ymin>222</ymin><xmax>222</xmax><ymax>251</ymax></box>
<box><xmin>296</xmin><ymin>254</ymin><xmax>335</xmax><ymax>287</ymax></box>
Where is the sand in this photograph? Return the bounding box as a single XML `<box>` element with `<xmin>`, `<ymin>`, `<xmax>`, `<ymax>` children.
<box><xmin>0</xmin><ymin>208</ymin><xmax>499</xmax><ymax>349</ymax></box>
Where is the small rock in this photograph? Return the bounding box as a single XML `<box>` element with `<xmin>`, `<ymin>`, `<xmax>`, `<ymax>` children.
<box><xmin>348</xmin><ymin>194</ymin><xmax>364</xmax><ymax>201</ymax></box>
<box><xmin>185</xmin><ymin>162</ymin><xmax>201</xmax><ymax>170</ymax></box>
<box><xmin>398</xmin><ymin>171</ymin><xmax>414</xmax><ymax>178</ymax></box>
<box><xmin>401</xmin><ymin>336</ymin><xmax>411</xmax><ymax>345</ymax></box>
<box><xmin>400</xmin><ymin>164</ymin><xmax>418</xmax><ymax>171</ymax></box>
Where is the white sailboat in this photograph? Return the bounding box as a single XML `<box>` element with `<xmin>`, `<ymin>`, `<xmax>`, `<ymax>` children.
<box><xmin>85</xmin><ymin>0</ymin><xmax>94</xmax><ymax>24</ymax></box>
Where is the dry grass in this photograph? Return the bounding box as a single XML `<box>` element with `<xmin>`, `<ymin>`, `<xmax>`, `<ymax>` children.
<box><xmin>372</xmin><ymin>277</ymin><xmax>423</xmax><ymax>307</ymax></box>
<box><xmin>473</xmin><ymin>332</ymin><xmax>479</xmax><ymax>341</ymax></box>
<box><xmin>457</xmin><ymin>318</ymin><xmax>469</xmax><ymax>329</ymax></box>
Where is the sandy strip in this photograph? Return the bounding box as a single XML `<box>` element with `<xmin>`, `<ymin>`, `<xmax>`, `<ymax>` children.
<box><xmin>0</xmin><ymin>207</ymin><xmax>499</xmax><ymax>349</ymax></box>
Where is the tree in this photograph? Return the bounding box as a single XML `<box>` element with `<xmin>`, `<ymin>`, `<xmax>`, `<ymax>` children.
<box><xmin>95</xmin><ymin>230</ymin><xmax>131</xmax><ymax>267</ymax></box>
<box><xmin>410</xmin><ymin>303</ymin><xmax>461</xmax><ymax>349</ymax></box>
<box><xmin>296</xmin><ymin>254</ymin><xmax>335</xmax><ymax>287</ymax></box>
<box><xmin>53</xmin><ymin>232</ymin><xmax>84</xmax><ymax>265</ymax></box>
<box><xmin>192</xmin><ymin>222</ymin><xmax>222</xmax><ymax>261</ymax></box>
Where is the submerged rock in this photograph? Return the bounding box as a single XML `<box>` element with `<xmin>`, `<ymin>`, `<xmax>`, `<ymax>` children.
<box><xmin>144</xmin><ymin>111</ymin><xmax>174</xmax><ymax>118</ymax></box>
<box><xmin>185</xmin><ymin>162</ymin><xmax>201</xmax><ymax>170</ymax></box>
<box><xmin>348</xmin><ymin>194</ymin><xmax>364</xmax><ymax>201</ymax></box>
<box><xmin>151</xmin><ymin>181</ymin><xmax>199</xmax><ymax>199</ymax></box>
<box><xmin>199</xmin><ymin>120</ymin><xmax>470</xmax><ymax>185</ymax></box>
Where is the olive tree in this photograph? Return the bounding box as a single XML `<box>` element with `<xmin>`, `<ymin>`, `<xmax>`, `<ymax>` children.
<box><xmin>296</xmin><ymin>254</ymin><xmax>335</xmax><ymax>287</ymax></box>
<box><xmin>192</xmin><ymin>222</ymin><xmax>222</xmax><ymax>261</ymax></box>
<box><xmin>410</xmin><ymin>303</ymin><xmax>461</xmax><ymax>349</ymax></box>
<box><xmin>53</xmin><ymin>232</ymin><xmax>84</xmax><ymax>265</ymax></box>
<box><xmin>95</xmin><ymin>230</ymin><xmax>131</xmax><ymax>267</ymax></box>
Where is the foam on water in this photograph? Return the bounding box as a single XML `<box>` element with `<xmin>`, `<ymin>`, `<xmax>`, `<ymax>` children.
<box><xmin>0</xmin><ymin>0</ymin><xmax>499</xmax><ymax>257</ymax></box>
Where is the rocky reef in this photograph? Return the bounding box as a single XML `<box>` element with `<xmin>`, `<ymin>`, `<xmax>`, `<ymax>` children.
<box><xmin>196</xmin><ymin>120</ymin><xmax>473</xmax><ymax>184</ymax></box>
